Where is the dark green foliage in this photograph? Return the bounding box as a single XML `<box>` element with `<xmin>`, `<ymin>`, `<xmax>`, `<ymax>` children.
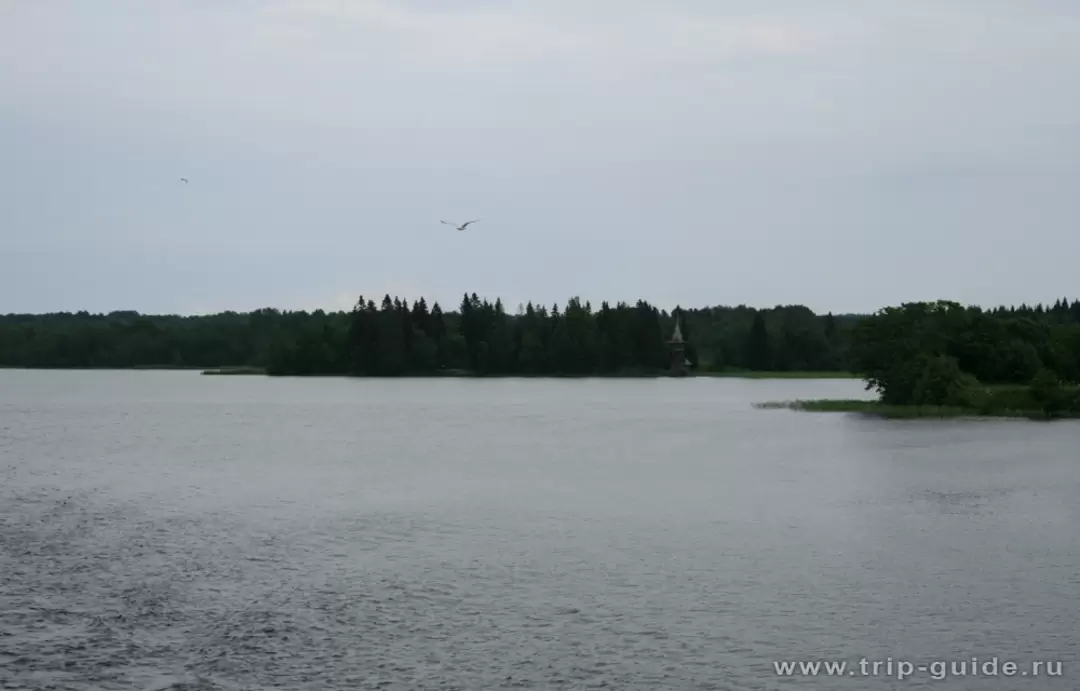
<box><xmin>746</xmin><ymin>312</ymin><xmax>770</xmax><ymax>371</ymax></box>
<box><xmin>1030</xmin><ymin>367</ymin><xmax>1068</xmax><ymax>418</ymax></box>
<box><xmin>672</xmin><ymin>306</ymin><xmax>698</xmax><ymax>367</ymax></box>
<box><xmin>850</xmin><ymin>299</ymin><xmax>1080</xmax><ymax>413</ymax></box>
<box><xmin>5</xmin><ymin>295</ymin><xmax>1079</xmax><ymax>383</ymax></box>
<box><xmin>909</xmin><ymin>354</ymin><xmax>970</xmax><ymax>406</ymax></box>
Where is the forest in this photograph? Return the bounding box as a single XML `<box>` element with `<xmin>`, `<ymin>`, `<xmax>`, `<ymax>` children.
<box><xmin>0</xmin><ymin>293</ymin><xmax>859</xmax><ymax>375</ymax></box>
<box><xmin>848</xmin><ymin>298</ymin><xmax>1080</xmax><ymax>416</ymax></box>
<box><xmin>2</xmin><ymin>295</ymin><xmax>1080</xmax><ymax>405</ymax></box>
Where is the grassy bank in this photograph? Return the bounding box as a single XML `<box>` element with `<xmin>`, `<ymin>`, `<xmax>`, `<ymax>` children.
<box><xmin>755</xmin><ymin>399</ymin><xmax>983</xmax><ymax>418</ymax></box>
<box><xmin>756</xmin><ymin>394</ymin><xmax>1080</xmax><ymax>420</ymax></box>
<box><xmin>201</xmin><ymin>366</ymin><xmax>268</xmax><ymax>375</ymax></box>
<box><xmin>2</xmin><ymin>364</ymin><xmax>857</xmax><ymax>380</ymax></box>
<box><xmin>699</xmin><ymin>370</ymin><xmax>860</xmax><ymax>379</ymax></box>
<box><xmin>253</xmin><ymin>369</ymin><xmax>833</xmax><ymax>379</ymax></box>
<box><xmin>259</xmin><ymin>369</ymin><xmax>672</xmax><ymax>379</ymax></box>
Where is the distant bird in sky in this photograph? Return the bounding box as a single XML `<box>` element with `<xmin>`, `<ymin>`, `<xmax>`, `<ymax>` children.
<box><xmin>441</xmin><ymin>219</ymin><xmax>479</xmax><ymax>232</ymax></box>
<box><xmin>179</xmin><ymin>178</ymin><xmax>188</xmax><ymax>183</ymax></box>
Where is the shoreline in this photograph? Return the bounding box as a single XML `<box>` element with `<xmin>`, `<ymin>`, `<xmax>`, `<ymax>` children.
<box><xmin>695</xmin><ymin>370</ymin><xmax>859</xmax><ymax>380</ymax></box>
<box><xmin>2</xmin><ymin>365</ymin><xmax>860</xmax><ymax>380</ymax></box>
<box><xmin>755</xmin><ymin>398</ymin><xmax>1079</xmax><ymax>420</ymax></box>
<box><xmin>199</xmin><ymin>368</ymin><xmax>861</xmax><ymax>379</ymax></box>
<box><xmin>0</xmin><ymin>365</ymin><xmax>206</xmax><ymax>371</ymax></box>
<box><xmin>206</xmin><ymin>368</ymin><xmax>855</xmax><ymax>379</ymax></box>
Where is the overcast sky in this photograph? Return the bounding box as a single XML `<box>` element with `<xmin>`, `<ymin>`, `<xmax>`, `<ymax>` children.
<box><xmin>2</xmin><ymin>1</ymin><xmax>1078</xmax><ymax>315</ymax></box>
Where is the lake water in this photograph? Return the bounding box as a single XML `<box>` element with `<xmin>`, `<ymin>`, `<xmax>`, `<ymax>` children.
<box><xmin>1</xmin><ymin>370</ymin><xmax>1078</xmax><ymax>690</ymax></box>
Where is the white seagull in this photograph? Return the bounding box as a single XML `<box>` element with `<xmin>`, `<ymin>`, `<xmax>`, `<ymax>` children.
<box><xmin>441</xmin><ymin>219</ymin><xmax>479</xmax><ymax>232</ymax></box>
<box><xmin>179</xmin><ymin>178</ymin><xmax>188</xmax><ymax>183</ymax></box>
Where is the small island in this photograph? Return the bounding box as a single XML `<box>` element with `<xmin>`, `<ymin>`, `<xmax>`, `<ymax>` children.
<box><xmin>758</xmin><ymin>300</ymin><xmax>1080</xmax><ymax>420</ymax></box>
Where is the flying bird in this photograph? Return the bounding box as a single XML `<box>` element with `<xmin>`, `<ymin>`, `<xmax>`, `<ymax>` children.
<box><xmin>179</xmin><ymin>178</ymin><xmax>188</xmax><ymax>183</ymax></box>
<box><xmin>441</xmin><ymin>219</ymin><xmax>479</xmax><ymax>232</ymax></box>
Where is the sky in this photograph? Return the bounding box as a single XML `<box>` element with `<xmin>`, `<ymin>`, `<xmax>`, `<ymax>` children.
<box><xmin>2</xmin><ymin>0</ymin><xmax>1079</xmax><ymax>316</ymax></box>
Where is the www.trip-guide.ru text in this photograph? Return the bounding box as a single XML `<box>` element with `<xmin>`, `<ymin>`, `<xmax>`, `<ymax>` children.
<box><xmin>772</xmin><ymin>657</ymin><xmax>1063</xmax><ymax>681</ymax></box>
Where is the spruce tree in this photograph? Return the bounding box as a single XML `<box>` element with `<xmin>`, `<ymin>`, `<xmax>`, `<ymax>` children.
<box><xmin>747</xmin><ymin>311</ymin><xmax>770</xmax><ymax>371</ymax></box>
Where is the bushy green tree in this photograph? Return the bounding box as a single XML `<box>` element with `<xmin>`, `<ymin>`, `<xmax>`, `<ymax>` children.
<box><xmin>1030</xmin><ymin>367</ymin><xmax>1067</xmax><ymax>418</ymax></box>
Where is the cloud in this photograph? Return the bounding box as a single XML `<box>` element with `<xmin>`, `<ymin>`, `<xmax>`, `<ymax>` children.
<box><xmin>14</xmin><ymin>0</ymin><xmax>1063</xmax><ymax>165</ymax></box>
<box><xmin>243</xmin><ymin>0</ymin><xmax>836</xmax><ymax>79</ymax></box>
<box><xmin>740</xmin><ymin>22</ymin><xmax>819</xmax><ymax>54</ymax></box>
<box><xmin>2</xmin><ymin>1</ymin><xmax>1079</xmax><ymax>314</ymax></box>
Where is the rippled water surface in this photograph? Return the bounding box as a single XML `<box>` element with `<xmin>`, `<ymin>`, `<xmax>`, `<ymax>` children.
<box><xmin>2</xmin><ymin>370</ymin><xmax>1079</xmax><ymax>690</ymax></box>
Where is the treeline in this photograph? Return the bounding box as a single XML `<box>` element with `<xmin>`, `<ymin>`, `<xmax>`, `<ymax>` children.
<box><xmin>850</xmin><ymin>298</ymin><xmax>1080</xmax><ymax>416</ymax></box>
<box><xmin>4</xmin><ymin>295</ymin><xmax>1080</xmax><ymax>385</ymax></box>
<box><xmin>0</xmin><ymin>293</ymin><xmax>863</xmax><ymax>375</ymax></box>
<box><xmin>339</xmin><ymin>294</ymin><xmax>863</xmax><ymax>377</ymax></box>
